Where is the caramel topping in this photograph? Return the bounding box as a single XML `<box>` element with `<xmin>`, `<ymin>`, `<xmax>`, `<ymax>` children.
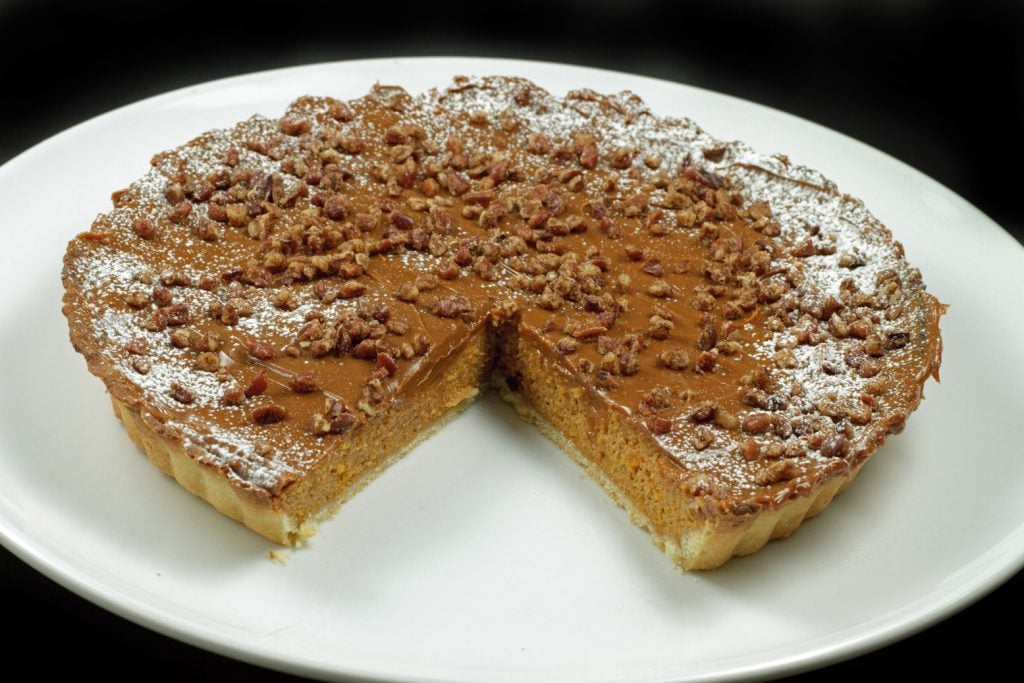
<box><xmin>62</xmin><ymin>76</ymin><xmax>944</xmax><ymax>508</ymax></box>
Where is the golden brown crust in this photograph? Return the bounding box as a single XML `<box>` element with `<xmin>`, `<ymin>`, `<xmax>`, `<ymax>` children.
<box><xmin>61</xmin><ymin>75</ymin><xmax>945</xmax><ymax>569</ymax></box>
<box><xmin>112</xmin><ymin>396</ymin><xmax>300</xmax><ymax>542</ymax></box>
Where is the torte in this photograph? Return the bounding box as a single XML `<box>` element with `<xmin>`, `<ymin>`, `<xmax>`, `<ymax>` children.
<box><xmin>62</xmin><ymin>76</ymin><xmax>945</xmax><ymax>570</ymax></box>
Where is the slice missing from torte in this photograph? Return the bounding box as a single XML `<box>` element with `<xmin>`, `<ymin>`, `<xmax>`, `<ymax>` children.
<box><xmin>61</xmin><ymin>76</ymin><xmax>944</xmax><ymax>570</ymax></box>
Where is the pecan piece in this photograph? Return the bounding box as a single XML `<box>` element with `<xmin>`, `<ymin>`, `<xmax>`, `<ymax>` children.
<box><xmin>251</xmin><ymin>404</ymin><xmax>288</xmax><ymax>425</ymax></box>
<box><xmin>647</xmin><ymin>315</ymin><xmax>674</xmax><ymax>340</ymax></box>
<box><xmin>244</xmin><ymin>371</ymin><xmax>268</xmax><ymax>398</ymax></box>
<box><xmin>338</xmin><ymin>281</ymin><xmax>366</xmax><ymax>299</ymax></box>
<box><xmin>395</xmin><ymin>282</ymin><xmax>419</xmax><ymax>302</ymax></box>
<box><xmin>647</xmin><ymin>279</ymin><xmax>673</xmax><ymax>298</ymax></box>
<box><xmin>883</xmin><ymin>331</ymin><xmax>910</xmax><ymax>350</ymax></box>
<box><xmin>352</xmin><ymin>339</ymin><xmax>379</xmax><ymax>360</ymax></box>
<box><xmin>555</xmin><ymin>337</ymin><xmax>579</xmax><ymax>355</ymax></box>
<box><xmin>431</xmin><ymin>295</ymin><xmax>471</xmax><ymax>319</ymax></box>
<box><xmin>658</xmin><ymin>348</ymin><xmax>690</xmax><ymax>371</ymax></box>
<box><xmin>244</xmin><ymin>338</ymin><xmax>276</xmax><ymax>360</ymax></box>
<box><xmin>819</xmin><ymin>434</ymin><xmax>851</xmax><ymax>458</ymax></box>
<box><xmin>132</xmin><ymin>217</ymin><xmax>156</xmax><ymax>240</ymax></box>
<box><xmin>125</xmin><ymin>337</ymin><xmax>148</xmax><ymax>355</ymax></box>
<box><xmin>194</xmin><ymin>352</ymin><xmax>220</xmax><ymax>373</ymax></box>
<box><xmin>165</xmin><ymin>303</ymin><xmax>190</xmax><ymax>326</ymax></box>
<box><xmin>642</xmin><ymin>258</ymin><xmax>664</xmax><ymax>277</ymax></box>
<box><xmin>313</xmin><ymin>398</ymin><xmax>358</xmax><ymax>435</ymax></box>
<box><xmin>151</xmin><ymin>286</ymin><xmax>172</xmax><ymax>307</ymax></box>
<box><xmin>742</xmin><ymin>412</ymin><xmax>774</xmax><ymax>435</ymax></box>
<box><xmin>323</xmin><ymin>194</ymin><xmax>348</xmax><ymax>221</ymax></box>
<box><xmin>687</xmin><ymin>401</ymin><xmax>716</xmax><ymax>423</ymax></box>
<box><xmin>376</xmin><ymin>351</ymin><xmax>399</xmax><ymax>377</ymax></box>
<box><xmin>279</xmin><ymin>116</ymin><xmax>310</xmax><ymax>136</ymax></box>
<box><xmin>697</xmin><ymin>324</ymin><xmax>718</xmax><ymax>351</ymax></box>
<box><xmin>167</xmin><ymin>200</ymin><xmax>192</xmax><ymax>224</ymax></box>
<box><xmin>289</xmin><ymin>373</ymin><xmax>320</xmax><ymax>393</ymax></box>
<box><xmin>646</xmin><ymin>416</ymin><xmax>672</xmax><ymax>434</ymax></box>
<box><xmin>572</xmin><ymin>325</ymin><xmax>608</xmax><ymax>341</ymax></box>
<box><xmin>169</xmin><ymin>381</ymin><xmax>195</xmax><ymax>404</ymax></box>
<box><xmin>125</xmin><ymin>290</ymin><xmax>150</xmax><ymax>309</ymax></box>
<box><xmin>693</xmin><ymin>427</ymin><xmax>714</xmax><ymax>451</ymax></box>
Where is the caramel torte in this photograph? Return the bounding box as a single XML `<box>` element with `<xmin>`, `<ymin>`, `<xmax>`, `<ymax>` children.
<box><xmin>62</xmin><ymin>76</ymin><xmax>945</xmax><ymax>569</ymax></box>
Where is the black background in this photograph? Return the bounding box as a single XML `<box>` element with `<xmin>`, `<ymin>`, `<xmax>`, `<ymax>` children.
<box><xmin>2</xmin><ymin>0</ymin><xmax>1020</xmax><ymax>679</ymax></box>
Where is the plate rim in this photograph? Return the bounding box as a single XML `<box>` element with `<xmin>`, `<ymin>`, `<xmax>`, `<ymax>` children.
<box><xmin>2</xmin><ymin>55</ymin><xmax>1022</xmax><ymax>682</ymax></box>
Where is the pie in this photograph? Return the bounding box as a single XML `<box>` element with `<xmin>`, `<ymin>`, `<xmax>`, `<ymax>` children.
<box><xmin>61</xmin><ymin>76</ymin><xmax>945</xmax><ymax>570</ymax></box>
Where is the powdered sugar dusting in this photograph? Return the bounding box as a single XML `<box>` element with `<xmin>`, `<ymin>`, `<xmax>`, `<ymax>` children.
<box><xmin>64</xmin><ymin>76</ymin><xmax>942</xmax><ymax>508</ymax></box>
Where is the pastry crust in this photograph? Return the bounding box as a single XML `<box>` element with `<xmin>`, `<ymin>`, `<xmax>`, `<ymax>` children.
<box><xmin>62</xmin><ymin>76</ymin><xmax>944</xmax><ymax>569</ymax></box>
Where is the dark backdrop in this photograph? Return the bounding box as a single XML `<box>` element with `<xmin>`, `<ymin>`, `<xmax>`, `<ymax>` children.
<box><xmin>2</xmin><ymin>0</ymin><xmax>1020</xmax><ymax>679</ymax></box>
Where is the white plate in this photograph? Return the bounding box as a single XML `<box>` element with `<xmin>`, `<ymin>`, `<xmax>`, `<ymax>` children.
<box><xmin>1</xmin><ymin>57</ymin><xmax>1021</xmax><ymax>682</ymax></box>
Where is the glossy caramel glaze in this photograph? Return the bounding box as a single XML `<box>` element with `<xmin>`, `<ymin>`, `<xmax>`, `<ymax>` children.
<box><xmin>62</xmin><ymin>76</ymin><xmax>944</xmax><ymax>516</ymax></box>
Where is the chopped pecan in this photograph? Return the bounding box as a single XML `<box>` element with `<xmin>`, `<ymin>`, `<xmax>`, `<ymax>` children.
<box><xmin>244</xmin><ymin>371</ymin><xmax>268</xmax><ymax>398</ymax></box>
<box><xmin>642</xmin><ymin>258</ymin><xmax>664</xmax><ymax>277</ymax></box>
<box><xmin>642</xmin><ymin>385</ymin><xmax>673</xmax><ymax>411</ymax></box>
<box><xmin>323</xmin><ymin>194</ymin><xmax>348</xmax><ymax>221</ymax></box>
<box><xmin>689</xmin><ymin>401</ymin><xmax>717</xmax><ymax>423</ymax></box>
<box><xmin>609</xmin><ymin>148</ymin><xmax>635</xmax><ymax>169</ymax></box>
<box><xmin>169</xmin><ymin>328</ymin><xmax>192</xmax><ymax>348</ymax></box>
<box><xmin>165</xmin><ymin>303</ymin><xmax>190</xmax><ymax>326</ymax></box>
<box><xmin>647</xmin><ymin>279</ymin><xmax>673</xmax><ymax>298</ymax></box>
<box><xmin>289</xmin><ymin>373</ymin><xmax>320</xmax><ymax>393</ymax></box>
<box><xmin>167</xmin><ymin>200</ymin><xmax>192</xmax><ymax>224</ymax></box>
<box><xmin>431</xmin><ymin>295</ymin><xmax>471</xmax><ymax>319</ymax></box>
<box><xmin>390</xmin><ymin>211</ymin><xmax>415</xmax><ymax>230</ymax></box>
<box><xmin>695</xmin><ymin>351</ymin><xmax>717</xmax><ymax>373</ymax></box>
<box><xmin>413</xmin><ymin>333</ymin><xmax>431</xmax><ymax>356</ymax></box>
<box><xmin>714</xmin><ymin>409</ymin><xmax>740</xmax><ymax>430</ymax></box>
<box><xmin>313</xmin><ymin>398</ymin><xmax>359</xmax><ymax>435</ymax></box>
<box><xmin>192</xmin><ymin>332</ymin><xmax>220</xmax><ymax>353</ymax></box>
<box><xmin>376</xmin><ymin>351</ymin><xmax>399</xmax><ymax>376</ymax></box>
<box><xmin>659</xmin><ymin>347</ymin><xmax>690</xmax><ymax>370</ymax></box>
<box><xmin>352</xmin><ymin>339</ymin><xmax>379</xmax><ymax>360</ymax></box>
<box><xmin>279</xmin><ymin>116</ymin><xmax>310</xmax><ymax>136</ymax></box>
<box><xmin>693</xmin><ymin>427</ymin><xmax>714</xmax><ymax>450</ymax></box>
<box><xmin>647</xmin><ymin>315</ymin><xmax>674</xmax><ymax>340</ymax></box>
<box><xmin>646</xmin><ymin>416</ymin><xmax>672</xmax><ymax>434</ymax></box>
<box><xmin>618</xmin><ymin>349</ymin><xmax>640</xmax><ymax>376</ymax></box>
<box><xmin>339</xmin><ymin>281</ymin><xmax>366</xmax><ymax>299</ymax></box>
<box><xmin>527</xmin><ymin>133</ymin><xmax>552</xmax><ymax>155</ymax></box>
<box><xmin>386</xmin><ymin>318</ymin><xmax>409</xmax><ymax>336</ymax></box>
<box><xmin>446</xmin><ymin>171</ymin><xmax>470</xmax><ymax>196</ymax></box>
<box><xmin>555</xmin><ymin>337</ymin><xmax>579</xmax><ymax>355</ymax></box>
<box><xmin>125</xmin><ymin>290</ymin><xmax>150</xmax><ymax>309</ymax></box>
<box><xmin>151</xmin><ymin>286</ymin><xmax>173</xmax><ymax>307</ymax></box>
<box><xmin>697</xmin><ymin>324</ymin><xmax>718</xmax><ymax>351</ymax></box>
<box><xmin>160</xmin><ymin>269</ymin><xmax>191</xmax><ymax>287</ymax></box>
<box><xmin>125</xmin><ymin>337</ymin><xmax>148</xmax><ymax>355</ymax></box>
<box><xmin>169</xmin><ymin>381</ymin><xmax>195</xmax><ymax>404</ymax></box>
<box><xmin>819</xmin><ymin>434</ymin><xmax>851</xmax><ymax>458</ymax></box>
<box><xmin>194</xmin><ymin>352</ymin><xmax>220</xmax><ymax>373</ymax></box>
<box><xmin>883</xmin><ymin>331</ymin><xmax>910</xmax><ymax>349</ymax></box>
<box><xmin>742</xmin><ymin>412</ymin><xmax>775</xmax><ymax>435</ymax></box>
<box><xmin>132</xmin><ymin>217</ymin><xmax>156</xmax><ymax>239</ymax></box>
<box><xmin>395</xmin><ymin>282</ymin><xmax>419</xmax><ymax>302</ymax></box>
<box><xmin>251</xmin><ymin>403</ymin><xmax>288</xmax><ymax>425</ymax></box>
<box><xmin>756</xmin><ymin>461</ymin><xmax>799</xmax><ymax>486</ymax></box>
<box><xmin>244</xmin><ymin>338</ymin><xmax>276</xmax><ymax>360</ymax></box>
<box><xmin>572</xmin><ymin>325</ymin><xmax>608</xmax><ymax>341</ymax></box>
<box><xmin>144</xmin><ymin>308</ymin><xmax>169</xmax><ymax>332</ymax></box>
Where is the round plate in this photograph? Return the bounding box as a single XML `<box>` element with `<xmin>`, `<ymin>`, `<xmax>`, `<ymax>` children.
<box><xmin>1</xmin><ymin>57</ymin><xmax>1021</xmax><ymax>682</ymax></box>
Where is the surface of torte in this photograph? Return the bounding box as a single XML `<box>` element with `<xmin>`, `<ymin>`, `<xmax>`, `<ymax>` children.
<box><xmin>62</xmin><ymin>76</ymin><xmax>944</xmax><ymax>570</ymax></box>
